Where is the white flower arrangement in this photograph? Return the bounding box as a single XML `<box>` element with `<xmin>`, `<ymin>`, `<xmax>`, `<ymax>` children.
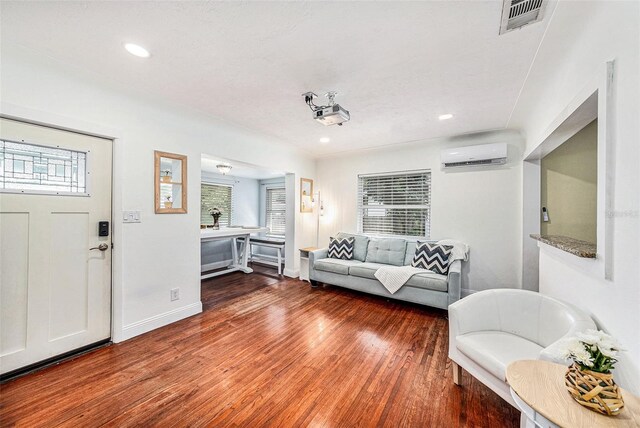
<box><xmin>555</xmin><ymin>329</ymin><xmax>624</xmax><ymax>373</ymax></box>
<box><xmin>208</xmin><ymin>207</ymin><xmax>222</xmax><ymax>220</ymax></box>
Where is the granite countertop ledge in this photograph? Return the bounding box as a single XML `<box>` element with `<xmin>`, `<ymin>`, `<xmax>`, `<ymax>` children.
<box><xmin>529</xmin><ymin>234</ymin><xmax>597</xmax><ymax>258</ymax></box>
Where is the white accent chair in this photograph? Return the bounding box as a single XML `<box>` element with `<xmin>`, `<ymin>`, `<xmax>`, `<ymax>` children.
<box><xmin>448</xmin><ymin>289</ymin><xmax>595</xmax><ymax>407</ymax></box>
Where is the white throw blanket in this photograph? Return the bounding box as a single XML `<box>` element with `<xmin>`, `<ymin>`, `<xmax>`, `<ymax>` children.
<box><xmin>374</xmin><ymin>265</ymin><xmax>426</xmax><ymax>294</ymax></box>
<box><xmin>437</xmin><ymin>239</ymin><xmax>469</xmax><ymax>261</ymax></box>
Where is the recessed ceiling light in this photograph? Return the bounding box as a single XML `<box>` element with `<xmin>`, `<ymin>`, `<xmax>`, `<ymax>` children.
<box><xmin>319</xmin><ymin>137</ymin><xmax>331</xmax><ymax>143</ymax></box>
<box><xmin>439</xmin><ymin>113</ymin><xmax>454</xmax><ymax>121</ymax></box>
<box><xmin>124</xmin><ymin>43</ymin><xmax>150</xmax><ymax>58</ymax></box>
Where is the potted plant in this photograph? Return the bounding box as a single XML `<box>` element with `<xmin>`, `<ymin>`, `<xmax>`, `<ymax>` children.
<box><xmin>557</xmin><ymin>329</ymin><xmax>625</xmax><ymax>415</ymax></box>
<box><xmin>208</xmin><ymin>207</ymin><xmax>222</xmax><ymax>230</ymax></box>
<box><xmin>162</xmin><ymin>169</ymin><xmax>172</xmax><ymax>183</ymax></box>
<box><xmin>164</xmin><ymin>195</ymin><xmax>173</xmax><ymax>209</ymax></box>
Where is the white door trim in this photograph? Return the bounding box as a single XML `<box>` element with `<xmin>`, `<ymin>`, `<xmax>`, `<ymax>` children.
<box><xmin>1</xmin><ymin>101</ymin><xmax>127</xmax><ymax>343</ymax></box>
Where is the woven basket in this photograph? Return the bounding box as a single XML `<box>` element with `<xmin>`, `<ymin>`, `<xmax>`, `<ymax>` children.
<box><xmin>565</xmin><ymin>363</ymin><xmax>624</xmax><ymax>416</ymax></box>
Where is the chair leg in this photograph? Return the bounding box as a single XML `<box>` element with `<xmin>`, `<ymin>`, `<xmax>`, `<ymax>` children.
<box><xmin>452</xmin><ymin>361</ymin><xmax>463</xmax><ymax>385</ymax></box>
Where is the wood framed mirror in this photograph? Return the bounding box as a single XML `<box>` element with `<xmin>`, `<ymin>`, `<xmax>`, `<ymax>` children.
<box><xmin>300</xmin><ymin>178</ymin><xmax>313</xmax><ymax>213</ymax></box>
<box><xmin>155</xmin><ymin>150</ymin><xmax>187</xmax><ymax>214</ymax></box>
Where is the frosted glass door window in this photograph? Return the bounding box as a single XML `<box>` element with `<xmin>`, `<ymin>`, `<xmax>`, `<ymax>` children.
<box><xmin>0</xmin><ymin>140</ymin><xmax>87</xmax><ymax>194</ymax></box>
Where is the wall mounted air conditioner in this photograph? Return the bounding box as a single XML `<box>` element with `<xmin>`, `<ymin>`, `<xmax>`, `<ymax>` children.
<box><xmin>441</xmin><ymin>143</ymin><xmax>508</xmax><ymax>169</ymax></box>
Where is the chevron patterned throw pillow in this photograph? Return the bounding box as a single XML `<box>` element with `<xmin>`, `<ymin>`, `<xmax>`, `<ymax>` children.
<box><xmin>328</xmin><ymin>236</ymin><xmax>355</xmax><ymax>260</ymax></box>
<box><xmin>411</xmin><ymin>242</ymin><xmax>454</xmax><ymax>275</ymax></box>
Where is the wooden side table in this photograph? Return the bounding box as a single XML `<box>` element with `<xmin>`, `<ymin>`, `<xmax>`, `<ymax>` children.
<box><xmin>506</xmin><ymin>360</ymin><xmax>640</xmax><ymax>428</ymax></box>
<box><xmin>299</xmin><ymin>247</ymin><xmax>319</xmax><ymax>282</ymax></box>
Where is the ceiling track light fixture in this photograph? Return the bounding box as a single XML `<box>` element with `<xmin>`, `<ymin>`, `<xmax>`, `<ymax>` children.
<box><xmin>302</xmin><ymin>91</ymin><xmax>350</xmax><ymax>126</ymax></box>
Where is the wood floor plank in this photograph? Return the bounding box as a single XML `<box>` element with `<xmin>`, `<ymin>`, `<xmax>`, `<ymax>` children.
<box><xmin>0</xmin><ymin>265</ymin><xmax>519</xmax><ymax>427</ymax></box>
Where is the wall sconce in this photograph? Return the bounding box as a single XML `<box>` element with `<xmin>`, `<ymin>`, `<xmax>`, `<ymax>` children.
<box><xmin>312</xmin><ymin>192</ymin><xmax>324</xmax><ymax>216</ymax></box>
<box><xmin>314</xmin><ymin>191</ymin><xmax>324</xmax><ymax>246</ymax></box>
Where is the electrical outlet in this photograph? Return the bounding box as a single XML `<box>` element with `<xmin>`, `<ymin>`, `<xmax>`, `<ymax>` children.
<box><xmin>170</xmin><ymin>288</ymin><xmax>180</xmax><ymax>301</ymax></box>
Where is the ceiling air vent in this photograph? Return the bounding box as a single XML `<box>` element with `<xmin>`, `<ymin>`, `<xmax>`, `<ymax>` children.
<box><xmin>499</xmin><ymin>0</ymin><xmax>547</xmax><ymax>34</ymax></box>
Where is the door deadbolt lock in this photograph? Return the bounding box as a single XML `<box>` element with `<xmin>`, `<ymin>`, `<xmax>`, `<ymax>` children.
<box><xmin>89</xmin><ymin>243</ymin><xmax>109</xmax><ymax>251</ymax></box>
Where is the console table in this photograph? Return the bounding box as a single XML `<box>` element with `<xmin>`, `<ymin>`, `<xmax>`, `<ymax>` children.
<box><xmin>506</xmin><ymin>360</ymin><xmax>640</xmax><ymax>428</ymax></box>
<box><xmin>200</xmin><ymin>227</ymin><xmax>268</xmax><ymax>279</ymax></box>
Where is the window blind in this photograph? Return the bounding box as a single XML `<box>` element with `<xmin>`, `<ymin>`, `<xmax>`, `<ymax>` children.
<box><xmin>266</xmin><ymin>187</ymin><xmax>286</xmax><ymax>236</ymax></box>
<box><xmin>357</xmin><ymin>170</ymin><xmax>431</xmax><ymax>238</ymax></box>
<box><xmin>201</xmin><ymin>183</ymin><xmax>232</xmax><ymax>226</ymax></box>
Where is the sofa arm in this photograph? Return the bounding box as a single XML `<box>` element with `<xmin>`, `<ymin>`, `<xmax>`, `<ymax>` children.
<box><xmin>447</xmin><ymin>260</ymin><xmax>462</xmax><ymax>306</ymax></box>
<box><xmin>309</xmin><ymin>248</ymin><xmax>328</xmax><ymax>280</ymax></box>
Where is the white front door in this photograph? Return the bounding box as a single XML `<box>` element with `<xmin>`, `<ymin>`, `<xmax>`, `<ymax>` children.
<box><xmin>0</xmin><ymin>118</ymin><xmax>112</xmax><ymax>374</ymax></box>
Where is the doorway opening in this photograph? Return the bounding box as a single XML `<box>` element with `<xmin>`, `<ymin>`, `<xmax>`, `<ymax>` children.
<box><xmin>199</xmin><ymin>154</ymin><xmax>295</xmax><ymax>287</ymax></box>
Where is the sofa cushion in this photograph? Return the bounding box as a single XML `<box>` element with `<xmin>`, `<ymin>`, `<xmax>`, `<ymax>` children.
<box><xmin>456</xmin><ymin>331</ymin><xmax>543</xmax><ymax>381</ymax></box>
<box><xmin>348</xmin><ymin>262</ymin><xmax>387</xmax><ymax>279</ymax></box>
<box><xmin>336</xmin><ymin>232</ymin><xmax>369</xmax><ymax>262</ymax></box>
<box><xmin>314</xmin><ymin>258</ymin><xmax>362</xmax><ymax>275</ymax></box>
<box><xmin>328</xmin><ymin>236</ymin><xmax>355</xmax><ymax>260</ymax></box>
<box><xmin>365</xmin><ymin>238</ymin><xmax>406</xmax><ymax>266</ymax></box>
<box><xmin>405</xmin><ymin>272</ymin><xmax>448</xmax><ymax>292</ymax></box>
<box><xmin>404</xmin><ymin>241</ymin><xmax>419</xmax><ymax>265</ymax></box>
<box><xmin>348</xmin><ymin>262</ymin><xmax>448</xmax><ymax>292</ymax></box>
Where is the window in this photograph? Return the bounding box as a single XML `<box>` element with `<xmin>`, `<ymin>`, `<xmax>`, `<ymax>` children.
<box><xmin>0</xmin><ymin>140</ymin><xmax>87</xmax><ymax>194</ymax></box>
<box><xmin>357</xmin><ymin>170</ymin><xmax>431</xmax><ymax>238</ymax></box>
<box><xmin>266</xmin><ymin>187</ymin><xmax>286</xmax><ymax>236</ymax></box>
<box><xmin>201</xmin><ymin>183</ymin><xmax>232</xmax><ymax>226</ymax></box>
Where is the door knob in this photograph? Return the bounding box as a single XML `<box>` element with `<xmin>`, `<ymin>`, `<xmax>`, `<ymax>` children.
<box><xmin>89</xmin><ymin>243</ymin><xmax>109</xmax><ymax>251</ymax></box>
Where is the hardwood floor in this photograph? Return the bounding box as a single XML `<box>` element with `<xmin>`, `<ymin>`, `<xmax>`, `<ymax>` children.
<box><xmin>0</xmin><ymin>265</ymin><xmax>519</xmax><ymax>427</ymax></box>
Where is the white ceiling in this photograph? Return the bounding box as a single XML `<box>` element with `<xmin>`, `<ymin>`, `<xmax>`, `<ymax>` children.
<box><xmin>1</xmin><ymin>1</ymin><xmax>551</xmax><ymax>157</ymax></box>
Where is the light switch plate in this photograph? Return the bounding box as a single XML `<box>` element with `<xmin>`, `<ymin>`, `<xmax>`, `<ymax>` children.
<box><xmin>123</xmin><ymin>211</ymin><xmax>141</xmax><ymax>223</ymax></box>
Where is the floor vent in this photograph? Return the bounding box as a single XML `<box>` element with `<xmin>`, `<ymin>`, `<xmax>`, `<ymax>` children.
<box><xmin>499</xmin><ymin>0</ymin><xmax>547</xmax><ymax>34</ymax></box>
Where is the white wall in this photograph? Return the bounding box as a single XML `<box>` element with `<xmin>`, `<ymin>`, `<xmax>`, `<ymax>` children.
<box><xmin>510</xmin><ymin>1</ymin><xmax>640</xmax><ymax>393</ymax></box>
<box><xmin>521</xmin><ymin>160</ymin><xmax>540</xmax><ymax>292</ymax></box>
<box><xmin>316</xmin><ymin>130</ymin><xmax>525</xmax><ymax>294</ymax></box>
<box><xmin>0</xmin><ymin>45</ymin><xmax>316</xmax><ymax>342</ymax></box>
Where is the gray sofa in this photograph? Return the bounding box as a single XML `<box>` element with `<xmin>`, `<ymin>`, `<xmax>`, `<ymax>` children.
<box><xmin>309</xmin><ymin>232</ymin><xmax>462</xmax><ymax>309</ymax></box>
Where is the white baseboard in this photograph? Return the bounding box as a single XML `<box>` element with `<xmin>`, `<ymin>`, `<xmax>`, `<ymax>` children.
<box><xmin>116</xmin><ymin>302</ymin><xmax>202</xmax><ymax>342</ymax></box>
<box><xmin>201</xmin><ymin>260</ymin><xmax>232</xmax><ymax>272</ymax></box>
<box><xmin>283</xmin><ymin>268</ymin><xmax>299</xmax><ymax>279</ymax></box>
